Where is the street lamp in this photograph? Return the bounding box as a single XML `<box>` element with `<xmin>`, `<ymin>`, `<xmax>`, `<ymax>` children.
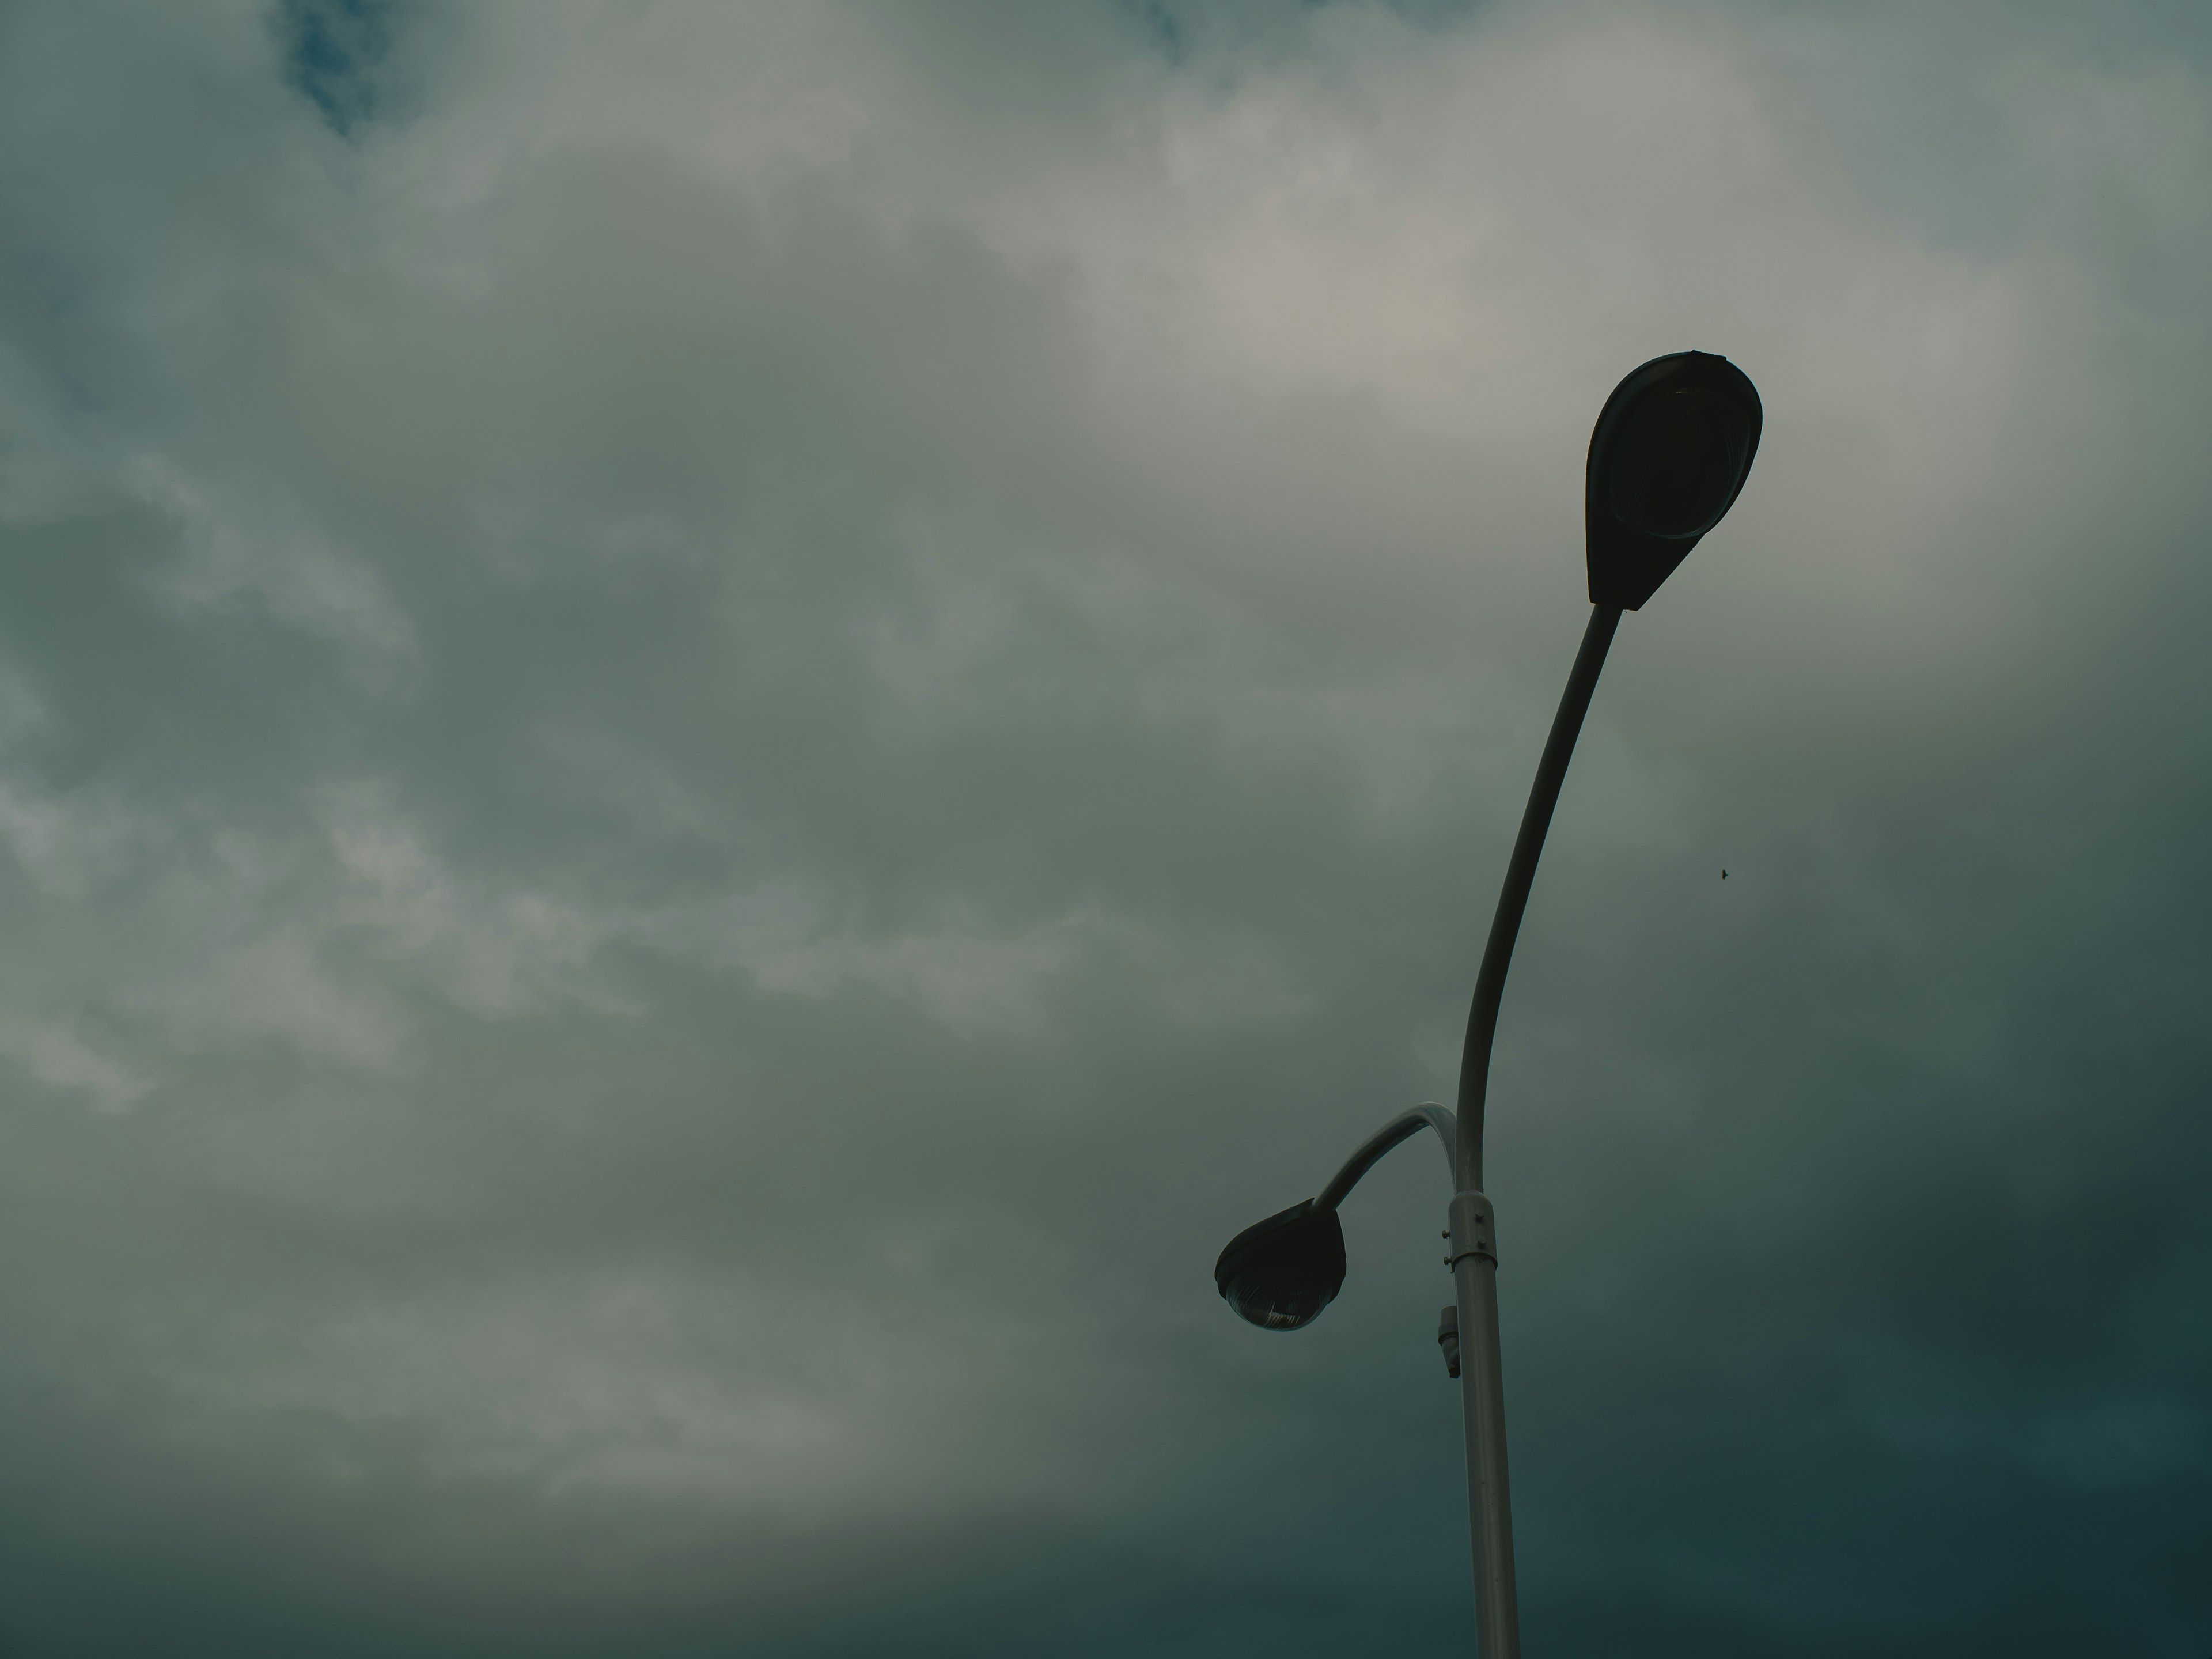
<box><xmin>1213</xmin><ymin>351</ymin><xmax>1762</xmax><ymax>1658</ymax></box>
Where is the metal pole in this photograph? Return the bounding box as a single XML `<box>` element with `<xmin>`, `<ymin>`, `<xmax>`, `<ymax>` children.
<box><xmin>1455</xmin><ymin>1247</ymin><xmax>1516</xmax><ymax>1658</ymax></box>
<box><xmin>1450</xmin><ymin>604</ymin><xmax>1621</xmax><ymax>1657</ymax></box>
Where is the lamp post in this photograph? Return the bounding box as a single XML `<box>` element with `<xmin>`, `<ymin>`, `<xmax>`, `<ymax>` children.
<box><xmin>1213</xmin><ymin>351</ymin><xmax>1763</xmax><ymax>1657</ymax></box>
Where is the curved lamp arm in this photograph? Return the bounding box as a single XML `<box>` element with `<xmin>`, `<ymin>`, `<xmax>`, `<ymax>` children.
<box><xmin>1316</xmin><ymin>1104</ymin><xmax>1459</xmax><ymax>1212</ymax></box>
<box><xmin>1455</xmin><ymin>605</ymin><xmax>1619</xmax><ymax>1192</ymax></box>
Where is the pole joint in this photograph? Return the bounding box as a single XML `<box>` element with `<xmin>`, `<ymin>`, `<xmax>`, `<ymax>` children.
<box><xmin>1445</xmin><ymin>1190</ymin><xmax>1497</xmax><ymax>1270</ymax></box>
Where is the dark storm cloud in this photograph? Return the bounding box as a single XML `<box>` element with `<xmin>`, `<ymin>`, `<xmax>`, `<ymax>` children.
<box><xmin>0</xmin><ymin>2</ymin><xmax>2206</xmax><ymax>1654</ymax></box>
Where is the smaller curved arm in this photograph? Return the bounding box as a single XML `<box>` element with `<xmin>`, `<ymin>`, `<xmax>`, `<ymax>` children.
<box><xmin>1315</xmin><ymin>1105</ymin><xmax>1459</xmax><ymax>1212</ymax></box>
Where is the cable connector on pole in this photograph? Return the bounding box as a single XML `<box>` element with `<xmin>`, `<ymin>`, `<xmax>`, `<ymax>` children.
<box><xmin>1446</xmin><ymin>1190</ymin><xmax>1497</xmax><ymax>1270</ymax></box>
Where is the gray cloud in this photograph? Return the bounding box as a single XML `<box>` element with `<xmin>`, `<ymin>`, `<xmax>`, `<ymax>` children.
<box><xmin>0</xmin><ymin>1</ymin><xmax>2206</xmax><ymax>1653</ymax></box>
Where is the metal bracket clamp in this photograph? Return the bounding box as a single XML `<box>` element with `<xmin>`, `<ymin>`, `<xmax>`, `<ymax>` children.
<box><xmin>1444</xmin><ymin>1190</ymin><xmax>1497</xmax><ymax>1269</ymax></box>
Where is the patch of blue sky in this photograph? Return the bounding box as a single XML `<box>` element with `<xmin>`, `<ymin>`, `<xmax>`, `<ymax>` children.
<box><xmin>277</xmin><ymin>0</ymin><xmax>403</xmax><ymax>138</ymax></box>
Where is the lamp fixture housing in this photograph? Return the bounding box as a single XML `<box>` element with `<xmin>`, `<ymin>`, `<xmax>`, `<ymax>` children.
<box><xmin>1214</xmin><ymin>1200</ymin><xmax>1347</xmax><ymax>1331</ymax></box>
<box><xmin>1585</xmin><ymin>351</ymin><xmax>1762</xmax><ymax>609</ymax></box>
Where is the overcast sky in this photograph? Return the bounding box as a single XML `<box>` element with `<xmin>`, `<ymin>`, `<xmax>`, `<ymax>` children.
<box><xmin>1</xmin><ymin>1</ymin><xmax>2208</xmax><ymax>1653</ymax></box>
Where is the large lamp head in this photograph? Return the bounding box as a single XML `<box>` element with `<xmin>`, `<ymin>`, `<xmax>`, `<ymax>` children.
<box><xmin>1586</xmin><ymin>351</ymin><xmax>1762</xmax><ymax>610</ymax></box>
<box><xmin>1214</xmin><ymin>1199</ymin><xmax>1347</xmax><ymax>1331</ymax></box>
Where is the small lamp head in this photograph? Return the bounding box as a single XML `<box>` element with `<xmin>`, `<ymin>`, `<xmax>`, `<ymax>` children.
<box><xmin>1214</xmin><ymin>1200</ymin><xmax>1347</xmax><ymax>1331</ymax></box>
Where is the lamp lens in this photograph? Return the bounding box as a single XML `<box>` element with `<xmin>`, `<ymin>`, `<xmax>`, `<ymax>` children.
<box><xmin>1224</xmin><ymin>1269</ymin><xmax>1332</xmax><ymax>1331</ymax></box>
<box><xmin>1608</xmin><ymin>385</ymin><xmax>1752</xmax><ymax>539</ymax></box>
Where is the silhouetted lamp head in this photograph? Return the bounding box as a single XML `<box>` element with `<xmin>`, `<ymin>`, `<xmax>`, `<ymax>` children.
<box><xmin>1214</xmin><ymin>1199</ymin><xmax>1347</xmax><ymax>1331</ymax></box>
<box><xmin>1586</xmin><ymin>351</ymin><xmax>1762</xmax><ymax>610</ymax></box>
